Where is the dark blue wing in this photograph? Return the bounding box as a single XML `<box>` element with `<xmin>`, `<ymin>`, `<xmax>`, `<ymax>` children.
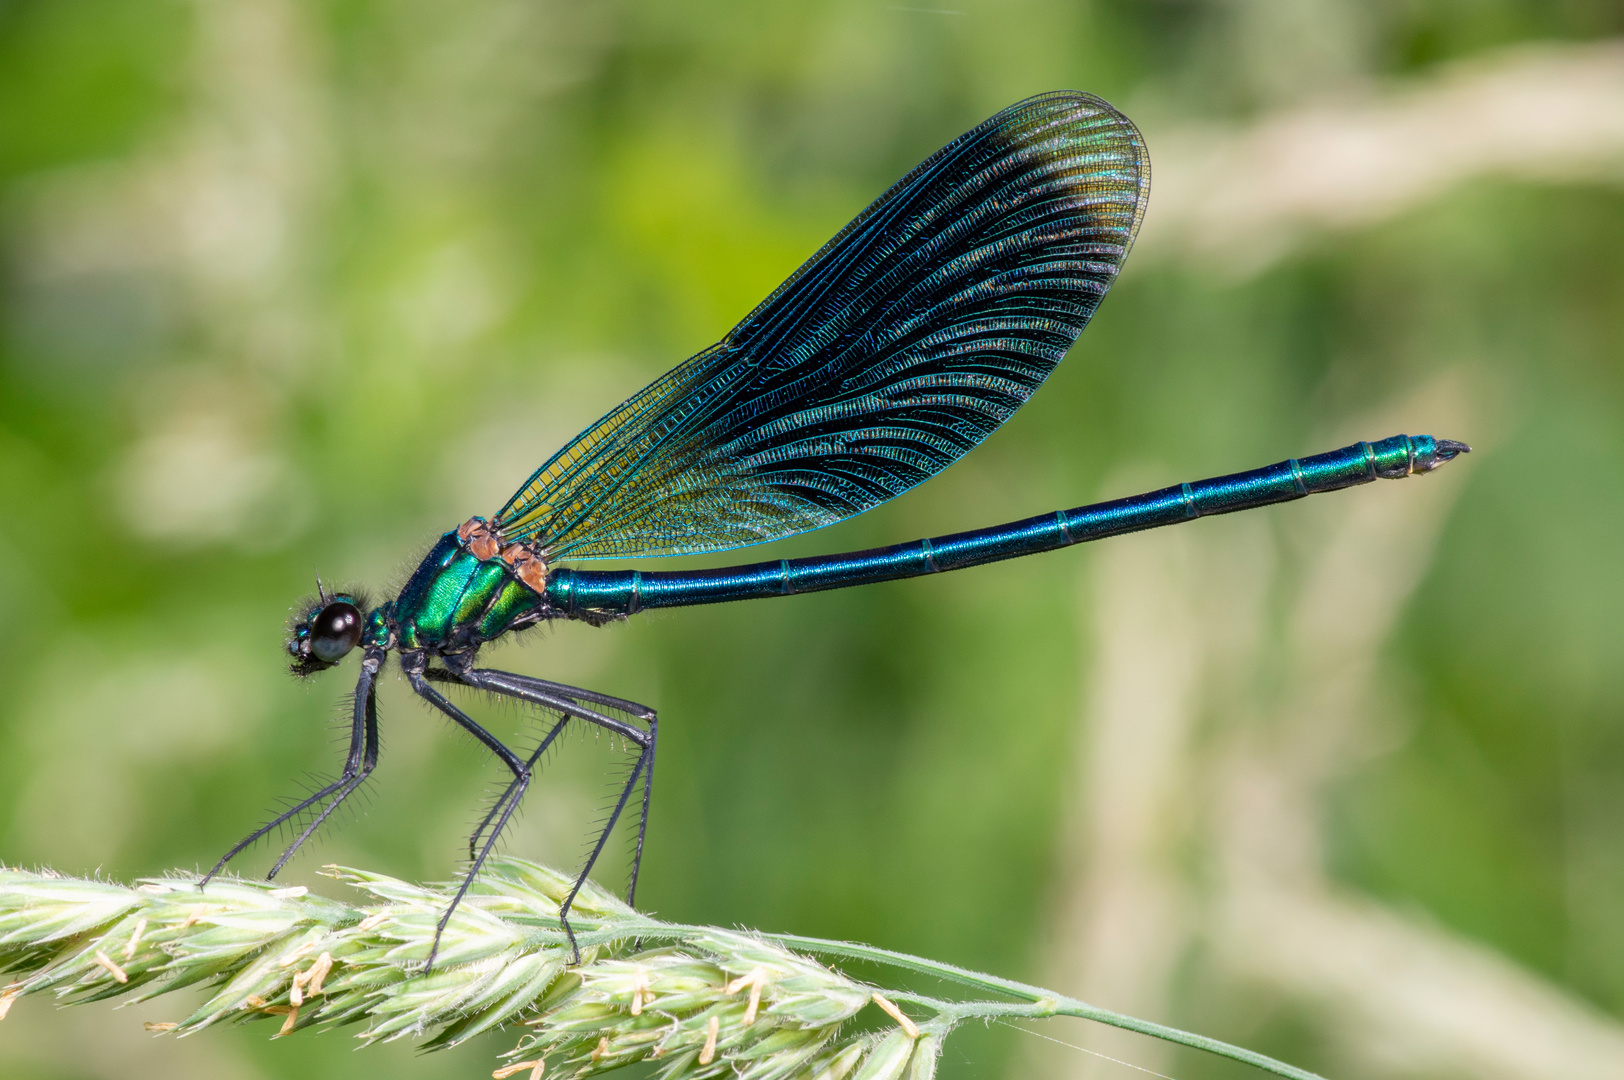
<box><xmin>495</xmin><ymin>91</ymin><xmax>1150</xmax><ymax>560</ymax></box>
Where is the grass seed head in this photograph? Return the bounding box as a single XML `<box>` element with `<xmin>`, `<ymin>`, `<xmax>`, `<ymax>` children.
<box><xmin>0</xmin><ymin>859</ymin><xmax>883</xmax><ymax>1080</ymax></box>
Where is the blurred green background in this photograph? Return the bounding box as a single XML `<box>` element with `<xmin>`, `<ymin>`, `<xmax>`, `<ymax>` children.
<box><xmin>3</xmin><ymin>2</ymin><xmax>1623</xmax><ymax>1079</ymax></box>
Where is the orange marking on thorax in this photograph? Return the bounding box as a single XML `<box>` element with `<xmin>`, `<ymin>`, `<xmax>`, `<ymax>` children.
<box><xmin>499</xmin><ymin>540</ymin><xmax>549</xmax><ymax>594</ymax></box>
<box><xmin>457</xmin><ymin>517</ymin><xmax>503</xmax><ymax>561</ymax></box>
<box><xmin>459</xmin><ymin>515</ymin><xmax>549</xmax><ymax>595</ymax></box>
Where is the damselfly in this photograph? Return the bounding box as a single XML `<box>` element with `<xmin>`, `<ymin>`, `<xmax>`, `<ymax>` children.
<box><xmin>205</xmin><ymin>92</ymin><xmax>1467</xmax><ymax>967</ymax></box>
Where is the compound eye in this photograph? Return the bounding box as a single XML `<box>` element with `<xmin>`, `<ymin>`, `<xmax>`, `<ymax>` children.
<box><xmin>309</xmin><ymin>601</ymin><xmax>363</xmax><ymax>663</ymax></box>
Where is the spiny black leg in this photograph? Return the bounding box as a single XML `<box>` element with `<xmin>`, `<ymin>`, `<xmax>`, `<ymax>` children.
<box><xmin>269</xmin><ymin>679</ymin><xmax>380</xmax><ymax>878</ymax></box>
<box><xmin>455</xmin><ymin>670</ymin><xmax>656</xmax><ymax>870</ymax></box>
<box><xmin>437</xmin><ymin>762</ymin><xmax>531</xmax><ymax>965</ymax></box>
<box><xmin>452</xmin><ymin>667</ymin><xmax>657</xmax><ymax>960</ymax></box>
<box><xmin>404</xmin><ymin>663</ymin><xmax>532</xmax><ymax>971</ymax></box>
<box><xmin>203</xmin><ymin>649</ymin><xmax>384</xmax><ymax>886</ymax></box>
<box><xmin>467</xmin><ymin>712</ymin><xmax>570</xmax><ymax>861</ymax></box>
<box><xmin>456</xmin><ymin>668</ymin><xmax>655</xmax><ymax>742</ymax></box>
<box><xmin>628</xmin><ymin>715</ymin><xmax>656</xmax><ymax>908</ymax></box>
<box><xmin>556</xmin><ymin>741</ymin><xmax>651</xmax><ymax>961</ymax></box>
<box><xmin>459</xmin><ymin>671</ymin><xmax>657</xmax><ymax>720</ymax></box>
<box><xmin>463</xmin><ymin>670</ymin><xmax>656</xmax><ymax>902</ymax></box>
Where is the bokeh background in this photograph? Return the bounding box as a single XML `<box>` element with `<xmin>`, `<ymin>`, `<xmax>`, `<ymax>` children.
<box><xmin>3</xmin><ymin>2</ymin><xmax>1623</xmax><ymax>1078</ymax></box>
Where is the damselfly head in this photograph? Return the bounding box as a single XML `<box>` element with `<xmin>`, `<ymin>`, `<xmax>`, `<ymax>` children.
<box><xmin>287</xmin><ymin>589</ymin><xmax>368</xmax><ymax>677</ymax></box>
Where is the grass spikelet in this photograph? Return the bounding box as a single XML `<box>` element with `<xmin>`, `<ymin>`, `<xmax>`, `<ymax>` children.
<box><xmin>0</xmin><ymin>859</ymin><xmax>1324</xmax><ymax>1080</ymax></box>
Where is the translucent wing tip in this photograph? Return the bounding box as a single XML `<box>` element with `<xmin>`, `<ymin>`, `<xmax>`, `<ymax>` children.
<box><xmin>1015</xmin><ymin>90</ymin><xmax>1152</xmax><ymax>262</ymax></box>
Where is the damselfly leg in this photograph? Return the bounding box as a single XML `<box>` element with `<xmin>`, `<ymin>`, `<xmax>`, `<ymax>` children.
<box><xmin>431</xmin><ymin>666</ymin><xmax>658</xmax><ymax>962</ymax></box>
<box><xmin>451</xmin><ymin>678</ymin><xmax>655</xmax><ymax>860</ymax></box>
<box><xmin>457</xmin><ymin>669</ymin><xmax>658</xmax><ymax>904</ymax></box>
<box><xmin>203</xmin><ymin>649</ymin><xmax>383</xmax><ymax>886</ymax></box>
<box><xmin>464</xmin><ymin>712</ymin><xmax>571</xmax><ymax>861</ymax></box>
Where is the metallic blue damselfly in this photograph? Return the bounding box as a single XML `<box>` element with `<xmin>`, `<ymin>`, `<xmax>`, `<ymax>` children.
<box><xmin>205</xmin><ymin>92</ymin><xmax>1468</xmax><ymax>967</ymax></box>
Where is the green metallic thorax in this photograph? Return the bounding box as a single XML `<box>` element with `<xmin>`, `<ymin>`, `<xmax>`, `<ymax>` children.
<box><xmin>389</xmin><ymin>532</ymin><xmax>546</xmax><ymax>652</ymax></box>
